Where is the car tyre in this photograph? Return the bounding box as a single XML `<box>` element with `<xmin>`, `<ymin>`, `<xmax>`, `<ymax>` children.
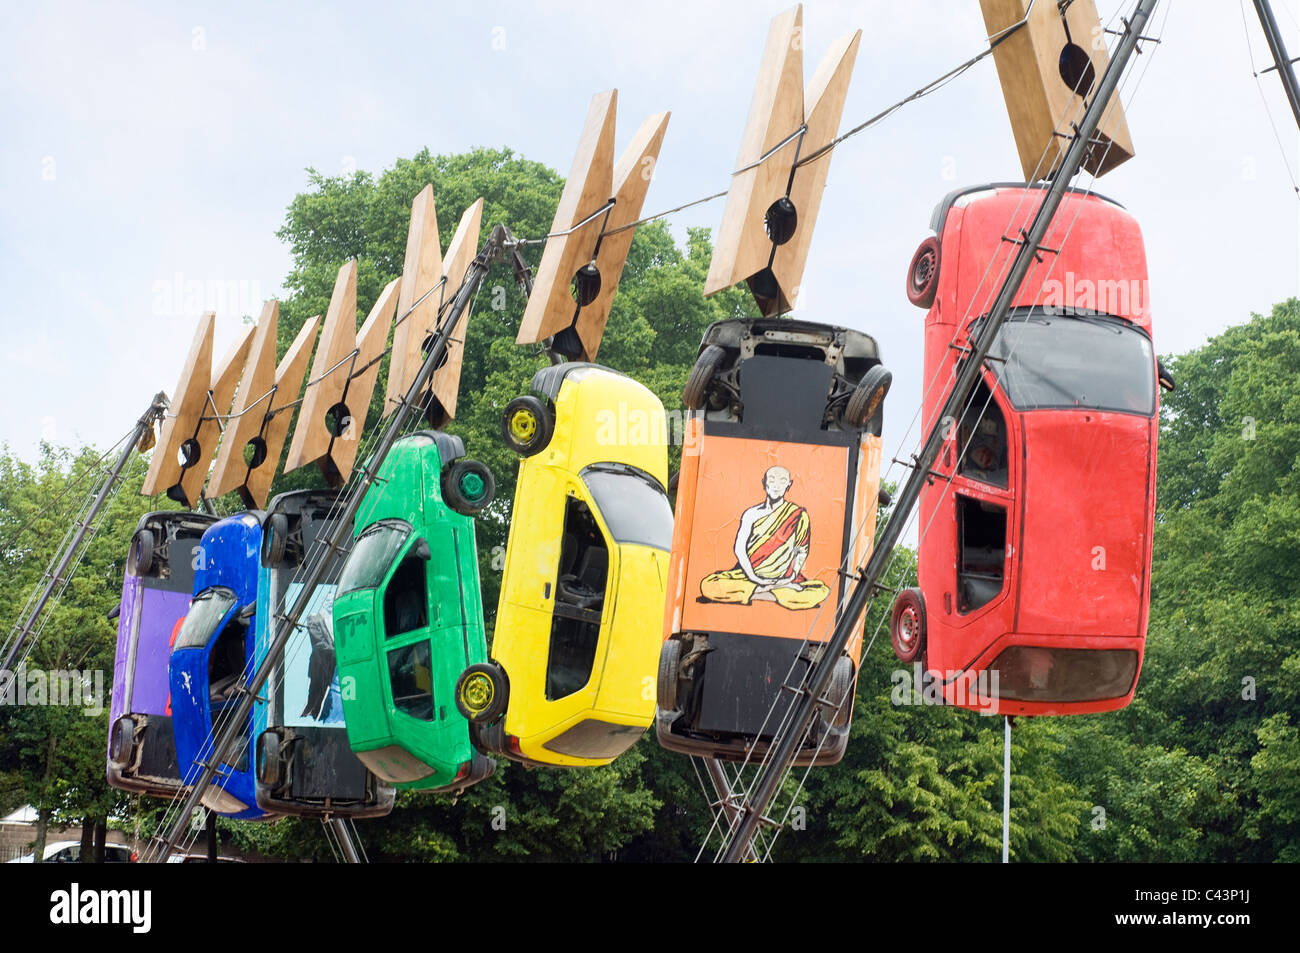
<box><xmin>844</xmin><ymin>364</ymin><xmax>893</xmax><ymax>430</ymax></box>
<box><xmin>127</xmin><ymin>529</ymin><xmax>154</xmax><ymax>576</ymax></box>
<box><xmin>657</xmin><ymin>638</ymin><xmax>682</xmax><ymax>712</ymax></box>
<box><xmin>682</xmin><ymin>345</ymin><xmax>726</xmax><ymax>410</ymax></box>
<box><xmin>455</xmin><ymin>662</ymin><xmax>509</xmax><ymax>723</ymax></box>
<box><xmin>256</xmin><ymin>730</ymin><xmax>285</xmax><ymax>790</ymax></box>
<box><xmin>109</xmin><ymin>716</ymin><xmax>136</xmax><ymax>767</ymax></box>
<box><xmin>891</xmin><ymin>588</ymin><xmax>926</xmax><ymax>664</ymax></box>
<box><xmin>263</xmin><ymin>513</ymin><xmax>288</xmax><ymax>566</ymax></box>
<box><xmin>475</xmin><ymin>718</ymin><xmax>507</xmax><ymax>756</ymax></box>
<box><xmin>907</xmin><ymin>236</ymin><xmax>941</xmax><ymax>309</ymax></box>
<box><xmin>825</xmin><ymin>655</ymin><xmax>856</xmax><ymax>729</ymax></box>
<box><xmin>501</xmin><ymin>395</ymin><xmax>553</xmax><ymax>456</ymax></box>
<box><xmin>443</xmin><ymin>459</ymin><xmax>495</xmax><ymax>516</ymax></box>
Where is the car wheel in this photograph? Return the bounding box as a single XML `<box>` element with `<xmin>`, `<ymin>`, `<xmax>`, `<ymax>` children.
<box><xmin>500</xmin><ymin>395</ymin><xmax>553</xmax><ymax>456</ymax></box>
<box><xmin>657</xmin><ymin>638</ymin><xmax>682</xmax><ymax>712</ymax></box>
<box><xmin>455</xmin><ymin>662</ymin><xmax>509</xmax><ymax>723</ymax></box>
<box><xmin>263</xmin><ymin>513</ymin><xmax>288</xmax><ymax>566</ymax></box>
<box><xmin>475</xmin><ymin>718</ymin><xmax>506</xmax><ymax>756</ymax></box>
<box><xmin>907</xmin><ymin>236</ymin><xmax>941</xmax><ymax>309</ymax></box>
<box><xmin>109</xmin><ymin>716</ymin><xmax>136</xmax><ymax>767</ymax></box>
<box><xmin>468</xmin><ymin>751</ymin><xmax>497</xmax><ymax>784</ymax></box>
<box><xmin>891</xmin><ymin>588</ymin><xmax>926</xmax><ymax>664</ymax></box>
<box><xmin>844</xmin><ymin>364</ymin><xmax>893</xmax><ymax>430</ymax></box>
<box><xmin>682</xmin><ymin>345</ymin><xmax>726</xmax><ymax>410</ymax></box>
<box><xmin>442</xmin><ymin>459</ymin><xmax>495</xmax><ymax>516</ymax></box>
<box><xmin>256</xmin><ymin>730</ymin><xmax>285</xmax><ymax>789</ymax></box>
<box><xmin>127</xmin><ymin>529</ymin><xmax>154</xmax><ymax>576</ymax></box>
<box><xmin>825</xmin><ymin>656</ymin><xmax>856</xmax><ymax>729</ymax></box>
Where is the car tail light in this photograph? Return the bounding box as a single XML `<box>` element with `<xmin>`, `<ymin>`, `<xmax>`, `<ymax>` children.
<box><xmin>451</xmin><ymin>763</ymin><xmax>470</xmax><ymax>783</ymax></box>
<box><xmin>990</xmin><ymin>646</ymin><xmax>1139</xmax><ymax>703</ymax></box>
<box><xmin>130</xmin><ymin>851</ymin><xmax>138</xmax><ymax>863</ymax></box>
<box><xmin>507</xmin><ymin>735</ymin><xmax>523</xmax><ymax>756</ymax></box>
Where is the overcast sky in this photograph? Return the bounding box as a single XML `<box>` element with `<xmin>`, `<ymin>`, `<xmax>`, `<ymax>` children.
<box><xmin>2</xmin><ymin>0</ymin><xmax>1297</xmax><ymax>466</ymax></box>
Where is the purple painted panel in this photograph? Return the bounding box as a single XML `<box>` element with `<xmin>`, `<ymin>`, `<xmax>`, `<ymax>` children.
<box><xmin>111</xmin><ymin>581</ymin><xmax>191</xmax><ymax>719</ymax></box>
<box><xmin>132</xmin><ymin>588</ymin><xmax>191</xmax><ymax>716</ymax></box>
<box><xmin>110</xmin><ymin>575</ymin><xmax>141</xmax><ymax>724</ymax></box>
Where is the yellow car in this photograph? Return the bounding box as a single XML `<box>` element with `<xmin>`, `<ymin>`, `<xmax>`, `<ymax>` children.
<box><xmin>454</xmin><ymin>364</ymin><xmax>673</xmax><ymax>766</ymax></box>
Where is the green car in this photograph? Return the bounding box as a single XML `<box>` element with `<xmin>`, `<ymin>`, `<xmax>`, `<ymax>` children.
<box><xmin>332</xmin><ymin>430</ymin><xmax>497</xmax><ymax>793</ymax></box>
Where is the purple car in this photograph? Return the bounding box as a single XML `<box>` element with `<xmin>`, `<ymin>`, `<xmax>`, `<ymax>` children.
<box><xmin>107</xmin><ymin>511</ymin><xmax>215</xmax><ymax>797</ymax></box>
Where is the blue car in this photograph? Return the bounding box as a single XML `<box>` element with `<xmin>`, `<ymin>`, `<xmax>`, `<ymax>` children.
<box><xmin>252</xmin><ymin>490</ymin><xmax>395</xmax><ymax>818</ymax></box>
<box><xmin>169</xmin><ymin>511</ymin><xmax>271</xmax><ymax>820</ymax></box>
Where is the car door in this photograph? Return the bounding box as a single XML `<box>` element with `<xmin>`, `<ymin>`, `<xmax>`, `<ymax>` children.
<box><xmin>376</xmin><ymin>534</ymin><xmax>437</xmax><ymax>727</ymax></box>
<box><xmin>928</xmin><ymin>371</ymin><xmax>1019</xmax><ymax>674</ymax></box>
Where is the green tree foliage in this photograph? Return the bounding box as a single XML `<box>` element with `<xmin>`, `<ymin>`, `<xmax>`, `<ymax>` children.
<box><xmin>0</xmin><ymin>445</ymin><xmax>158</xmax><ymax>858</ymax></box>
<box><xmin>1060</xmin><ymin>298</ymin><xmax>1300</xmax><ymax>863</ymax></box>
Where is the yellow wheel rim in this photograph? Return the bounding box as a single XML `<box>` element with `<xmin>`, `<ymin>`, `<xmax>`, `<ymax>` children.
<box><xmin>461</xmin><ymin>672</ymin><xmax>494</xmax><ymax>714</ymax></box>
<box><xmin>509</xmin><ymin>409</ymin><xmax>538</xmax><ymax>442</ymax></box>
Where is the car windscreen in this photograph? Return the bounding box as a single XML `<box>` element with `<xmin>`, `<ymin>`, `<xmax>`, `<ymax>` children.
<box><xmin>338</xmin><ymin>521</ymin><xmax>411</xmax><ymax>595</ymax></box>
<box><xmin>173</xmin><ymin>587</ymin><xmax>238</xmax><ymax>650</ymax></box>
<box><xmin>581</xmin><ymin>464</ymin><xmax>673</xmax><ymax>550</ymax></box>
<box><xmin>984</xmin><ymin>310</ymin><xmax>1155</xmax><ymax>415</ymax></box>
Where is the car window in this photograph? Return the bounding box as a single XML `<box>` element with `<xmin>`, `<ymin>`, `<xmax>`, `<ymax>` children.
<box><xmin>984</xmin><ymin>310</ymin><xmax>1155</xmax><ymax>415</ymax></box>
<box><xmin>581</xmin><ymin>465</ymin><xmax>673</xmax><ymax>550</ymax></box>
<box><xmin>338</xmin><ymin>521</ymin><xmax>411</xmax><ymax>595</ymax></box>
<box><xmin>383</xmin><ymin>555</ymin><xmax>428</xmax><ymax>637</ymax></box>
<box><xmin>548</xmin><ymin>495</ymin><xmax>609</xmax><ymax>701</ymax></box>
<box><xmin>173</xmin><ymin>588</ymin><xmax>238</xmax><ymax>649</ymax></box>
<box><xmin>956</xmin><ymin>378</ymin><xmax>1009</xmax><ymax>489</ymax></box>
<box><xmin>387</xmin><ymin>641</ymin><xmax>434</xmax><ymax>720</ymax></box>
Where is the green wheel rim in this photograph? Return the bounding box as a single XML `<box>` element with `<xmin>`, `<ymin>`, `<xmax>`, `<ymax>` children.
<box><xmin>461</xmin><ymin>672</ymin><xmax>493</xmax><ymax>715</ymax></box>
<box><xmin>460</xmin><ymin>472</ymin><xmax>486</xmax><ymax>501</ymax></box>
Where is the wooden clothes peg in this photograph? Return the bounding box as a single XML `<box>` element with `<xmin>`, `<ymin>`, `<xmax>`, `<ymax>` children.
<box><xmin>141</xmin><ymin>312</ymin><xmax>253</xmax><ymax>508</ymax></box>
<box><xmin>980</xmin><ymin>0</ymin><xmax>1134</xmax><ymax>180</ymax></box>
<box><xmin>384</xmin><ymin>187</ymin><xmax>484</xmax><ymax>425</ymax></box>
<box><xmin>516</xmin><ymin>89</ymin><xmax>670</xmax><ymax>361</ymax></box>
<box><xmin>704</xmin><ymin>4</ymin><xmax>861</xmax><ymax>317</ymax></box>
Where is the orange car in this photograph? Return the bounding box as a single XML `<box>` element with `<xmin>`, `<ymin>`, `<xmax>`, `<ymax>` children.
<box><xmin>656</xmin><ymin>318</ymin><xmax>890</xmax><ymax>765</ymax></box>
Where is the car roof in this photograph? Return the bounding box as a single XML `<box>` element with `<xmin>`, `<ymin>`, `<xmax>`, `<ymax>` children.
<box><xmin>929</xmin><ymin>181</ymin><xmax>1125</xmax><ymax>235</ymax></box>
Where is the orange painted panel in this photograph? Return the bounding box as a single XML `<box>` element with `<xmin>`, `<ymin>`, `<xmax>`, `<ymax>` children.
<box><xmin>680</xmin><ymin>433</ymin><xmax>851</xmax><ymax>644</ymax></box>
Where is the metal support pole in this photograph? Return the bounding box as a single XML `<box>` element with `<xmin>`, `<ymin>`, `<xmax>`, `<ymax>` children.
<box><xmin>717</xmin><ymin>0</ymin><xmax>1159</xmax><ymax>863</ymax></box>
<box><xmin>703</xmin><ymin>760</ymin><xmax>759</xmax><ymax>863</ymax></box>
<box><xmin>206</xmin><ymin>811</ymin><xmax>217</xmax><ymax>863</ymax></box>
<box><xmin>331</xmin><ymin>819</ymin><xmax>362</xmax><ymax>864</ymax></box>
<box><xmin>1002</xmin><ymin>716</ymin><xmax>1011</xmax><ymax>864</ymax></box>
<box><xmin>1</xmin><ymin>392</ymin><xmax>168</xmax><ymax>674</ymax></box>
<box><xmin>1253</xmin><ymin>0</ymin><xmax>1300</xmax><ymax>131</ymax></box>
<box><xmin>152</xmin><ymin>227</ymin><xmax>512</xmax><ymax>861</ymax></box>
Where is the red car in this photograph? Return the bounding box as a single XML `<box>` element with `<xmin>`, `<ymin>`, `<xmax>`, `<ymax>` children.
<box><xmin>892</xmin><ymin>182</ymin><xmax>1171</xmax><ymax>717</ymax></box>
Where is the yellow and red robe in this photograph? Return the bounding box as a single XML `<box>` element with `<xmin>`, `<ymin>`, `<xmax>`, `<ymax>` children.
<box><xmin>700</xmin><ymin>499</ymin><xmax>829</xmax><ymax>610</ymax></box>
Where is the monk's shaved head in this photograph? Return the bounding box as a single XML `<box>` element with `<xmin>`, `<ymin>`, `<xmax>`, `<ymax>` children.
<box><xmin>762</xmin><ymin>466</ymin><xmax>792</xmax><ymax>498</ymax></box>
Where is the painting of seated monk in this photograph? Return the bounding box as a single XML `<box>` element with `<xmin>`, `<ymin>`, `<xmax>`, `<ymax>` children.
<box><xmin>700</xmin><ymin>466</ymin><xmax>830</xmax><ymax>611</ymax></box>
